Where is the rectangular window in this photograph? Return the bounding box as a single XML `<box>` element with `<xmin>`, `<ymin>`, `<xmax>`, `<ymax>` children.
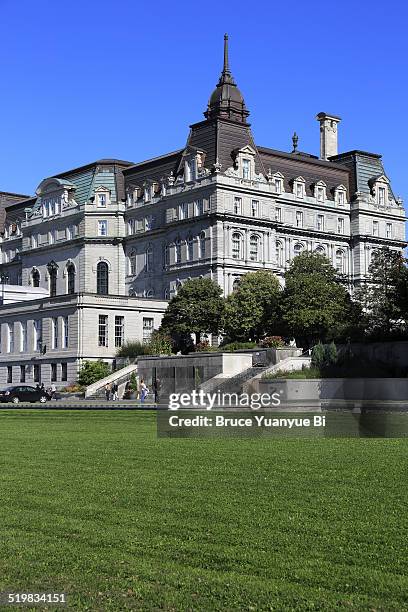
<box><xmin>7</xmin><ymin>323</ymin><xmax>14</xmax><ymax>353</ymax></box>
<box><xmin>33</xmin><ymin>319</ymin><xmax>42</xmax><ymax>352</ymax></box>
<box><xmin>338</xmin><ymin>191</ymin><xmax>345</xmax><ymax>206</ymax></box>
<box><xmin>115</xmin><ymin>316</ymin><xmax>124</xmax><ymax>348</ymax></box>
<box><xmin>49</xmin><ymin>230</ymin><xmax>55</xmax><ymax>244</ymax></box>
<box><xmin>98</xmin><ymin>193</ymin><xmax>107</xmax><ymax>207</ymax></box>
<box><xmin>20</xmin><ymin>321</ymin><xmax>27</xmax><ymax>352</ymax></box>
<box><xmin>20</xmin><ymin>365</ymin><xmax>25</xmax><ymax>383</ymax></box>
<box><xmin>34</xmin><ymin>364</ymin><xmax>40</xmax><ymax>383</ymax></box>
<box><xmin>296</xmin><ymin>211</ymin><xmax>303</xmax><ymax>228</ymax></box>
<box><xmin>52</xmin><ymin>317</ymin><xmax>58</xmax><ymax>349</ymax></box>
<box><xmin>337</xmin><ymin>217</ymin><xmax>345</xmax><ymax>234</ymax></box>
<box><xmin>317</xmin><ymin>214</ymin><xmax>324</xmax><ymax>231</ymax></box>
<box><xmin>386</xmin><ymin>223</ymin><xmax>392</xmax><ymax>239</ymax></box>
<box><xmin>317</xmin><ymin>187</ymin><xmax>325</xmax><ymax>202</ymax></box>
<box><xmin>276</xmin><ymin>207</ymin><xmax>282</xmax><ymax>222</ymax></box>
<box><xmin>61</xmin><ymin>362</ymin><xmax>67</xmax><ymax>381</ymax></box>
<box><xmin>98</xmin><ymin>315</ymin><xmax>108</xmax><ymax>347</ymax></box>
<box><xmin>142</xmin><ymin>317</ymin><xmax>154</xmax><ymax>344</ymax></box>
<box><xmin>7</xmin><ymin>365</ymin><xmax>12</xmax><ymax>384</ymax></box>
<box><xmin>195</xmin><ymin>200</ymin><xmax>203</xmax><ymax>216</ymax></box>
<box><xmin>62</xmin><ymin>316</ymin><xmax>69</xmax><ymax>349</ymax></box>
<box><xmin>251</xmin><ymin>200</ymin><xmax>259</xmax><ymax>218</ymax></box>
<box><xmin>296</xmin><ymin>183</ymin><xmax>303</xmax><ymax>198</ymax></box>
<box><xmin>378</xmin><ymin>186</ymin><xmax>386</xmax><ymax>205</ymax></box>
<box><xmin>234</xmin><ymin>197</ymin><xmax>242</xmax><ymax>215</ymax></box>
<box><xmin>373</xmin><ymin>220</ymin><xmax>379</xmax><ymax>237</ymax></box>
<box><xmin>242</xmin><ymin>159</ymin><xmax>250</xmax><ymax>180</ymax></box>
<box><xmin>51</xmin><ymin>363</ymin><xmax>57</xmax><ymax>382</ymax></box>
<box><xmin>179</xmin><ymin>203</ymin><xmax>188</xmax><ymax>220</ymax></box>
<box><xmin>31</xmin><ymin>234</ymin><xmax>37</xmax><ymax>249</ymax></box>
<box><xmin>98</xmin><ymin>220</ymin><xmax>108</xmax><ymax>237</ymax></box>
<box><xmin>186</xmin><ymin>159</ymin><xmax>196</xmax><ymax>182</ymax></box>
<box><xmin>274</xmin><ymin>178</ymin><xmax>283</xmax><ymax>194</ymax></box>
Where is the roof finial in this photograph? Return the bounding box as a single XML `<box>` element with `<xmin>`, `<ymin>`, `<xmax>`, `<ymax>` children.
<box><xmin>223</xmin><ymin>33</ymin><xmax>230</xmax><ymax>75</ymax></box>
<box><xmin>292</xmin><ymin>131</ymin><xmax>299</xmax><ymax>153</ymax></box>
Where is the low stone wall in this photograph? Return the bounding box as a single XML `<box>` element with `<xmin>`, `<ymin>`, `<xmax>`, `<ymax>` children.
<box><xmin>138</xmin><ymin>352</ymin><xmax>254</xmax><ymax>398</ymax></box>
<box><xmin>338</xmin><ymin>342</ymin><xmax>408</xmax><ymax>370</ymax></box>
<box><xmin>259</xmin><ymin>378</ymin><xmax>408</xmax><ymax>409</ymax></box>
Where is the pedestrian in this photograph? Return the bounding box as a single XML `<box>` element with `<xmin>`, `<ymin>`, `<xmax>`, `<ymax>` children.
<box><xmin>139</xmin><ymin>379</ymin><xmax>149</xmax><ymax>404</ymax></box>
<box><xmin>40</xmin><ymin>382</ymin><xmax>45</xmax><ymax>392</ymax></box>
<box><xmin>105</xmin><ymin>382</ymin><xmax>111</xmax><ymax>401</ymax></box>
<box><xmin>112</xmin><ymin>382</ymin><xmax>118</xmax><ymax>401</ymax></box>
<box><xmin>51</xmin><ymin>383</ymin><xmax>57</xmax><ymax>400</ymax></box>
<box><xmin>152</xmin><ymin>378</ymin><xmax>161</xmax><ymax>404</ymax></box>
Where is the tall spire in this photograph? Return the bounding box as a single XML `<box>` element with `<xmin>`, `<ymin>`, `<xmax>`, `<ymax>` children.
<box><xmin>218</xmin><ymin>33</ymin><xmax>235</xmax><ymax>86</ymax></box>
<box><xmin>205</xmin><ymin>34</ymin><xmax>249</xmax><ymax>124</ymax></box>
<box><xmin>223</xmin><ymin>34</ymin><xmax>230</xmax><ymax>75</ymax></box>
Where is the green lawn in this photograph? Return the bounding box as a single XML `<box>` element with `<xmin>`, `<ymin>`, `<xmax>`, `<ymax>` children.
<box><xmin>0</xmin><ymin>411</ymin><xmax>407</xmax><ymax>611</ymax></box>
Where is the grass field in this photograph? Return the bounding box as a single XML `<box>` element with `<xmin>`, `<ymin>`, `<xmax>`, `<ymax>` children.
<box><xmin>0</xmin><ymin>410</ymin><xmax>407</xmax><ymax>611</ymax></box>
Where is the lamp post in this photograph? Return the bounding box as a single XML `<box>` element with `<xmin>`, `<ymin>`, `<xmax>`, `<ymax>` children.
<box><xmin>0</xmin><ymin>273</ymin><xmax>9</xmax><ymax>304</ymax></box>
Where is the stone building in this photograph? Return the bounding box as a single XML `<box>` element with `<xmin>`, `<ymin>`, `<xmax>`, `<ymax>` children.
<box><xmin>0</xmin><ymin>35</ymin><xmax>405</xmax><ymax>386</ymax></box>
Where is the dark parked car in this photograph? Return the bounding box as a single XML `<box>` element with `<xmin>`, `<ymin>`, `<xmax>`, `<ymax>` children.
<box><xmin>0</xmin><ymin>385</ymin><xmax>49</xmax><ymax>404</ymax></box>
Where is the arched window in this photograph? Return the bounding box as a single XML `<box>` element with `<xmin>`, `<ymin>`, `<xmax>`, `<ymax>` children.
<box><xmin>129</xmin><ymin>289</ymin><xmax>136</xmax><ymax>297</ymax></box>
<box><xmin>146</xmin><ymin>289</ymin><xmax>154</xmax><ymax>298</ymax></box>
<box><xmin>174</xmin><ymin>240</ymin><xmax>182</xmax><ymax>264</ymax></box>
<box><xmin>232</xmin><ymin>233</ymin><xmax>243</xmax><ymax>260</ymax></box>
<box><xmin>198</xmin><ymin>232</ymin><xmax>206</xmax><ymax>259</ymax></box>
<box><xmin>145</xmin><ymin>246</ymin><xmax>153</xmax><ymax>272</ymax></box>
<box><xmin>315</xmin><ymin>245</ymin><xmax>325</xmax><ymax>255</ymax></box>
<box><xmin>67</xmin><ymin>263</ymin><xmax>75</xmax><ymax>294</ymax></box>
<box><xmin>187</xmin><ymin>236</ymin><xmax>194</xmax><ymax>261</ymax></box>
<box><xmin>335</xmin><ymin>249</ymin><xmax>345</xmax><ymax>274</ymax></box>
<box><xmin>249</xmin><ymin>234</ymin><xmax>260</xmax><ymax>262</ymax></box>
<box><xmin>233</xmin><ymin>277</ymin><xmax>241</xmax><ymax>291</ymax></box>
<box><xmin>129</xmin><ymin>251</ymin><xmax>136</xmax><ymax>275</ymax></box>
<box><xmin>164</xmin><ymin>288</ymin><xmax>170</xmax><ymax>300</ymax></box>
<box><xmin>47</xmin><ymin>261</ymin><xmax>58</xmax><ymax>297</ymax></box>
<box><xmin>294</xmin><ymin>243</ymin><xmax>304</xmax><ymax>258</ymax></box>
<box><xmin>32</xmin><ymin>268</ymin><xmax>40</xmax><ymax>287</ymax></box>
<box><xmin>97</xmin><ymin>261</ymin><xmax>109</xmax><ymax>295</ymax></box>
<box><xmin>276</xmin><ymin>242</ymin><xmax>284</xmax><ymax>267</ymax></box>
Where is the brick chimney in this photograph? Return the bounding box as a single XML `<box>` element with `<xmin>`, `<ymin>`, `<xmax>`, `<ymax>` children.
<box><xmin>316</xmin><ymin>112</ymin><xmax>341</xmax><ymax>160</ymax></box>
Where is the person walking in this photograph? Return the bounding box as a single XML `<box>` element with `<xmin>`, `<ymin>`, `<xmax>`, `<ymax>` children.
<box><xmin>112</xmin><ymin>382</ymin><xmax>118</xmax><ymax>401</ymax></box>
<box><xmin>139</xmin><ymin>379</ymin><xmax>149</xmax><ymax>404</ymax></box>
<box><xmin>105</xmin><ymin>382</ymin><xmax>111</xmax><ymax>401</ymax></box>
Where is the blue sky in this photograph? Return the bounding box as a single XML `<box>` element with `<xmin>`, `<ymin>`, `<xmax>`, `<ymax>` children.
<box><xmin>1</xmin><ymin>0</ymin><xmax>407</xmax><ymax>208</ymax></box>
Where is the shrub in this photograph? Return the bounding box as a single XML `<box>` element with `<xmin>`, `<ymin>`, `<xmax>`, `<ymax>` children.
<box><xmin>221</xmin><ymin>341</ymin><xmax>257</xmax><ymax>352</ymax></box>
<box><xmin>148</xmin><ymin>331</ymin><xmax>172</xmax><ymax>355</ymax></box>
<box><xmin>259</xmin><ymin>336</ymin><xmax>285</xmax><ymax>348</ymax></box>
<box><xmin>311</xmin><ymin>342</ymin><xmax>325</xmax><ymax>368</ymax></box>
<box><xmin>195</xmin><ymin>340</ymin><xmax>211</xmax><ymax>352</ymax></box>
<box><xmin>116</xmin><ymin>341</ymin><xmax>149</xmax><ymax>358</ymax></box>
<box><xmin>325</xmin><ymin>341</ymin><xmax>338</xmax><ymax>366</ymax></box>
<box><xmin>78</xmin><ymin>361</ymin><xmax>111</xmax><ymax>386</ymax></box>
<box><xmin>61</xmin><ymin>384</ymin><xmax>84</xmax><ymax>393</ymax></box>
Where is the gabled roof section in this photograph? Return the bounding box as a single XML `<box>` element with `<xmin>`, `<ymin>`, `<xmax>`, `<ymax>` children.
<box><xmin>123</xmin><ymin>150</ymin><xmax>183</xmax><ymax>186</ymax></box>
<box><xmin>258</xmin><ymin>146</ymin><xmax>350</xmax><ymax>200</ymax></box>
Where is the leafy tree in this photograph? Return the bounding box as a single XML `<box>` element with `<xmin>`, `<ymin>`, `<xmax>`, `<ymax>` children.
<box><xmin>78</xmin><ymin>360</ymin><xmax>110</xmax><ymax>386</ymax></box>
<box><xmin>224</xmin><ymin>271</ymin><xmax>281</xmax><ymax>342</ymax></box>
<box><xmin>354</xmin><ymin>248</ymin><xmax>408</xmax><ymax>338</ymax></box>
<box><xmin>282</xmin><ymin>252</ymin><xmax>352</xmax><ymax>348</ymax></box>
<box><xmin>161</xmin><ymin>277</ymin><xmax>225</xmax><ymax>345</ymax></box>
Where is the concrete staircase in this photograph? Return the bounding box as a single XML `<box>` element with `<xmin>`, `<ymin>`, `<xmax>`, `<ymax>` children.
<box><xmin>85</xmin><ymin>363</ymin><xmax>138</xmax><ymax>399</ymax></box>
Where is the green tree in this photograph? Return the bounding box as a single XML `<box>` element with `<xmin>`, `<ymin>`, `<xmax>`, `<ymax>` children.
<box><xmin>224</xmin><ymin>271</ymin><xmax>281</xmax><ymax>342</ymax></box>
<box><xmin>161</xmin><ymin>277</ymin><xmax>225</xmax><ymax>345</ymax></box>
<box><xmin>78</xmin><ymin>360</ymin><xmax>110</xmax><ymax>386</ymax></box>
<box><xmin>148</xmin><ymin>330</ymin><xmax>172</xmax><ymax>355</ymax></box>
<box><xmin>354</xmin><ymin>248</ymin><xmax>408</xmax><ymax>338</ymax></box>
<box><xmin>282</xmin><ymin>252</ymin><xmax>352</xmax><ymax>348</ymax></box>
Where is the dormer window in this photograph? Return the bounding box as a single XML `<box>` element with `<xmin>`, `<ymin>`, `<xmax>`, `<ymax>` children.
<box><xmin>185</xmin><ymin>158</ymin><xmax>196</xmax><ymax>182</ymax></box>
<box><xmin>98</xmin><ymin>193</ymin><xmax>107</xmax><ymax>207</ymax></box>
<box><xmin>370</xmin><ymin>175</ymin><xmax>390</xmax><ymax>207</ymax></box>
<box><xmin>144</xmin><ymin>185</ymin><xmax>151</xmax><ymax>203</ymax></box>
<box><xmin>293</xmin><ymin>177</ymin><xmax>305</xmax><ymax>199</ymax></box>
<box><xmin>272</xmin><ymin>172</ymin><xmax>285</xmax><ymax>194</ymax></box>
<box><xmin>314</xmin><ymin>181</ymin><xmax>327</xmax><ymax>203</ymax></box>
<box><xmin>378</xmin><ymin>187</ymin><xmax>386</xmax><ymax>206</ymax></box>
<box><xmin>242</xmin><ymin>159</ymin><xmax>251</xmax><ymax>180</ymax></box>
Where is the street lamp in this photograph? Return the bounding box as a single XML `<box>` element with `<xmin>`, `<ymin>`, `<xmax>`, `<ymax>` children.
<box><xmin>0</xmin><ymin>273</ymin><xmax>9</xmax><ymax>304</ymax></box>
